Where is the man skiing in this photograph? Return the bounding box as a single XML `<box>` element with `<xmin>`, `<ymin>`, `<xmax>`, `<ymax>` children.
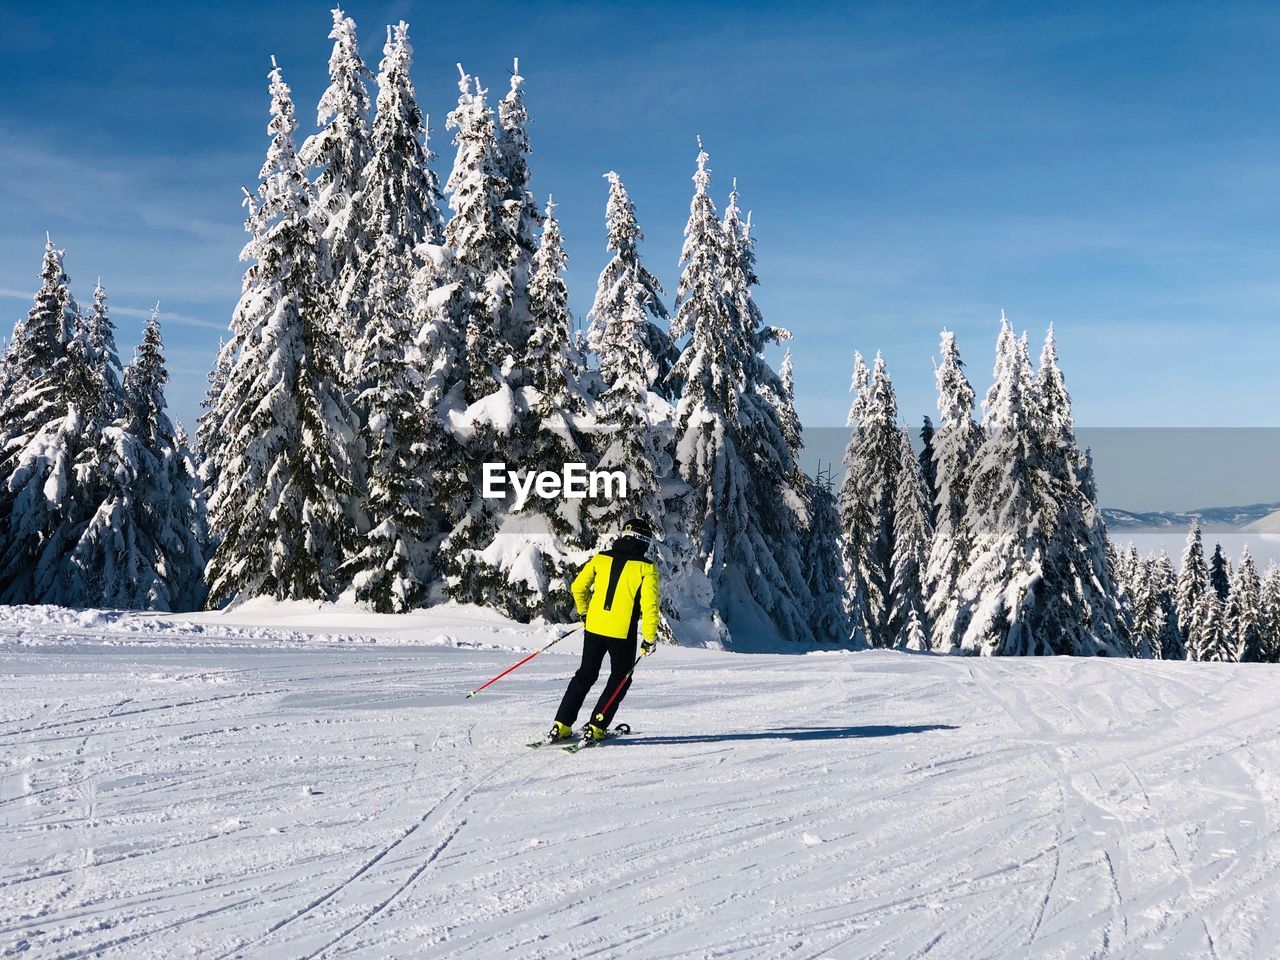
<box><xmin>546</xmin><ymin>517</ymin><xmax>660</xmax><ymax>746</ymax></box>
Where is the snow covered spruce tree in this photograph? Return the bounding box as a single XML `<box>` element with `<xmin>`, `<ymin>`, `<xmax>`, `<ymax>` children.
<box><xmin>582</xmin><ymin>174</ymin><xmax>713</xmax><ymax>643</ymax></box>
<box><xmin>445</xmin><ymin>65</ymin><xmax>516</xmax><ymax>407</ymax></box>
<box><xmin>298</xmin><ymin>6</ymin><xmax>373</xmax><ymax>346</ymax></box>
<box><xmin>1209</xmin><ymin>542</ymin><xmax>1231</xmax><ymax>603</ymax></box>
<box><xmin>777</xmin><ymin>351</ymin><xmax>802</xmax><ymax>464</ymax></box>
<box><xmin>60</xmin><ymin>287</ymin><xmax>144</xmax><ymax>610</ymax></box>
<box><xmin>351</xmin><ymin>21</ymin><xmax>444</xmax><ymax>323</ymax></box>
<box><xmin>839</xmin><ymin>353</ymin><xmax>902</xmax><ymax>648</ymax></box>
<box><xmin>462</xmin><ymin>197</ymin><xmax>592</xmax><ymax>621</ymax></box>
<box><xmin>0</xmin><ymin>240</ymin><xmax>86</xmax><ymax>603</ymax></box>
<box><xmin>40</xmin><ymin>275</ymin><xmax>131</xmax><ymax>606</ymax></box>
<box><xmin>772</xmin><ymin>348</ymin><xmax>811</xmax><ymax>532</ymax></box>
<box><xmin>424</xmin><ymin>66</ymin><xmax>511</xmax><ymax>607</ymax></box>
<box><xmin>73</xmin><ymin>282</ymin><xmax>125</xmax><ymax>434</ymax></box>
<box><xmin>433</xmin><ymin>68</ymin><xmax>591</xmax><ymax>620</ymax></box>
<box><xmin>587</xmin><ymin>173</ymin><xmax>675</xmax><ymax>536</ymax></box>
<box><xmin>1175</xmin><ymin>522</ymin><xmax>1210</xmax><ymax>659</ymax></box>
<box><xmin>802</xmin><ymin>465</ymin><xmax>849</xmax><ymax>642</ymax></box>
<box><xmin>1127</xmin><ymin>553</ymin><xmax>1167</xmax><ymax>659</ymax></box>
<box><xmin>1190</xmin><ymin>590</ymin><xmax>1230</xmax><ymax>662</ymax></box>
<box><xmin>0</xmin><ymin>330</ymin><xmax>16</xmax><ymax>405</ymax></box>
<box><xmin>890</xmin><ymin>426</ymin><xmax>933</xmax><ymax>648</ymax></box>
<box><xmin>1</xmin><ymin>248</ymin><xmax>202</xmax><ymax>610</ymax></box>
<box><xmin>587</xmin><ymin>171</ymin><xmax>678</xmax><ymax>401</ymax></box>
<box><xmin>339</xmin><ymin>22</ymin><xmax>449</xmax><ymax>612</ymax></box>
<box><xmin>206</xmin><ymin>59</ymin><xmax>360</xmax><ymax>607</ymax></box>
<box><xmin>720</xmin><ymin>185</ymin><xmax>810</xmax><ymax>619</ymax></box>
<box><xmin>918</xmin><ymin>415</ymin><xmax>938</xmax><ymax>524</ymax></box>
<box><xmin>72</xmin><ymin>309</ymin><xmax>208</xmax><ymax>610</ymax></box>
<box><xmin>69</xmin><ymin>434</ymin><xmax>152</xmax><ymax>608</ymax></box>
<box><xmin>1113</xmin><ymin>567</ymin><xmax>1138</xmax><ymax>653</ymax></box>
<box><xmin>837</xmin><ymin>352</ymin><xmax>870</xmax><ymax>637</ymax></box>
<box><xmin>1261</xmin><ymin>563</ymin><xmax>1280</xmax><ymax>662</ymax></box>
<box><xmin>772</xmin><ymin>347</ymin><xmax>825</xmax><ymax>636</ymax></box>
<box><xmin>495</xmin><ymin>59</ymin><xmax>541</xmax><ymax>352</ymax></box>
<box><xmin>1149</xmin><ymin>549</ymin><xmax>1182</xmax><ymax>659</ymax></box>
<box><xmin>1111</xmin><ymin>544</ymin><xmax>1143</xmax><ymax>649</ymax></box>
<box><xmin>524</xmin><ymin>199</ymin><xmax>585</xmax><ymax>416</ymax></box>
<box><xmin>924</xmin><ymin>330</ymin><xmax>982</xmax><ymax>653</ymax></box>
<box><xmin>196</xmin><ymin>336</ymin><xmax>234</xmax><ymax>503</ymax></box>
<box><xmin>60</xmin><ymin>280</ymin><xmax>129</xmax><ymax>570</ymax></box>
<box><xmin>670</xmin><ymin>144</ymin><xmax>812</xmax><ymax>645</ymax></box>
<box><xmin>954</xmin><ymin>318</ymin><xmax>1043</xmax><ymax>655</ymax></box>
<box><xmin>1031</xmin><ymin>325</ymin><xmax>1125</xmax><ymax>653</ymax></box>
<box><xmin>1115</xmin><ymin>543</ymin><xmax>1141</xmax><ymax>601</ymax></box>
<box><xmin>956</xmin><ymin>316</ymin><xmax>1124</xmax><ymax>656</ymax></box>
<box><xmin>1228</xmin><ymin>546</ymin><xmax>1263</xmax><ymax>662</ymax></box>
<box><xmin>344</xmin><ymin>295</ymin><xmax>436</xmax><ymax>612</ymax></box>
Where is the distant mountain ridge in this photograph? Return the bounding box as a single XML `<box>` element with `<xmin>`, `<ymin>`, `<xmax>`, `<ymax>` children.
<box><xmin>1102</xmin><ymin>501</ymin><xmax>1280</xmax><ymax>533</ymax></box>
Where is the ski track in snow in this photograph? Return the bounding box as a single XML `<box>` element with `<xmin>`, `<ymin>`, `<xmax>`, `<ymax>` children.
<box><xmin>3</xmin><ymin>614</ymin><xmax>1280</xmax><ymax>958</ymax></box>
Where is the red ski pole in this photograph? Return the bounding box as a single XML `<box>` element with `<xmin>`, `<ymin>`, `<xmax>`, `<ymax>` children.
<box><xmin>592</xmin><ymin>651</ymin><xmax>647</xmax><ymax>726</ymax></box>
<box><xmin>464</xmin><ymin>626</ymin><xmax>581</xmax><ymax>699</ymax></box>
<box><xmin>594</xmin><ymin>619</ymin><xmax>672</xmax><ymax>724</ymax></box>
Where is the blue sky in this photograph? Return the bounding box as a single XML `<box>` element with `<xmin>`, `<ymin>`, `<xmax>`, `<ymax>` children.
<box><xmin>2</xmin><ymin>1</ymin><xmax>1279</xmax><ymax>508</ymax></box>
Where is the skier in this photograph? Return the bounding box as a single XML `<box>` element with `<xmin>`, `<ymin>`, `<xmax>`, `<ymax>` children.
<box><xmin>546</xmin><ymin>517</ymin><xmax>660</xmax><ymax>745</ymax></box>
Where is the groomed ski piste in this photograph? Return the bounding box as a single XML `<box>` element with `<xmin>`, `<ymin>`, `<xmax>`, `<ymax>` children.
<box><xmin>3</xmin><ymin>602</ymin><xmax>1279</xmax><ymax>959</ymax></box>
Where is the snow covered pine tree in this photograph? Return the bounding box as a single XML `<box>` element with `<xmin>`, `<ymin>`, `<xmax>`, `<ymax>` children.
<box><xmin>802</xmin><ymin>464</ymin><xmax>848</xmax><ymax>643</ymax></box>
<box><xmin>840</xmin><ymin>353</ymin><xmax>902</xmax><ymax>649</ymax></box>
<box><xmin>0</xmin><ymin>241</ymin><xmax>87</xmax><ymax>604</ymax></box>
<box><xmin>1228</xmin><ymin>546</ymin><xmax>1263</xmax><ymax>662</ymax></box>
<box><xmin>341</xmin><ymin>21</ymin><xmax>446</xmax><ymax>612</ymax></box>
<box><xmin>205</xmin><ymin>58</ymin><xmax>359</xmax><ymax>606</ymax></box>
<box><xmin>298</xmin><ymin>6</ymin><xmax>374</xmax><ymax>351</ymax></box>
<box><xmin>670</xmin><ymin>143</ymin><xmax>812</xmax><ymax>646</ymax></box>
<box><xmin>471</xmin><ymin>196</ymin><xmax>593</xmax><ymax>621</ymax></box>
<box><xmin>584</xmin><ymin>171</ymin><xmax>713</xmax><ymax>645</ymax></box>
<box><xmin>1260</xmin><ymin>563</ymin><xmax>1280</xmax><ymax>662</ymax></box>
<box><xmin>1176</xmin><ymin>522</ymin><xmax>1210</xmax><ymax>660</ymax></box>
<box><xmin>956</xmin><ymin>315</ymin><xmax>1124</xmax><ymax>656</ymax></box>
<box><xmin>72</xmin><ymin>308</ymin><xmax>207</xmax><ymax>610</ymax></box>
<box><xmin>890</xmin><ymin>427</ymin><xmax>933</xmax><ymax>649</ymax></box>
<box><xmin>587</xmin><ymin>171</ymin><xmax>677</xmax><ymax>539</ymax></box>
<box><xmin>2</xmin><ymin>247</ymin><xmax>205</xmax><ymax>609</ymax></box>
<box><xmin>436</xmin><ymin>64</ymin><xmax>590</xmax><ymax>621</ymax></box>
<box><xmin>924</xmin><ymin>330</ymin><xmax>982</xmax><ymax>653</ymax></box>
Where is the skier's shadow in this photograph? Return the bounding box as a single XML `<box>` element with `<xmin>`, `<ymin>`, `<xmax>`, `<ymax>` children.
<box><xmin>613</xmin><ymin>724</ymin><xmax>957</xmax><ymax>746</ymax></box>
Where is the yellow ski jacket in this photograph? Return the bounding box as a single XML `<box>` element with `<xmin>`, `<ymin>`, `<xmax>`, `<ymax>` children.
<box><xmin>572</xmin><ymin>545</ymin><xmax>660</xmax><ymax>643</ymax></box>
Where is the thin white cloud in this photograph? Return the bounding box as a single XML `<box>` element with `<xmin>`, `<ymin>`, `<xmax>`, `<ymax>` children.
<box><xmin>137</xmin><ymin>204</ymin><xmax>240</xmax><ymax>244</ymax></box>
<box><xmin>0</xmin><ymin>288</ymin><xmax>224</xmax><ymax>332</ymax></box>
<box><xmin>110</xmin><ymin>305</ymin><xmax>226</xmax><ymax>332</ymax></box>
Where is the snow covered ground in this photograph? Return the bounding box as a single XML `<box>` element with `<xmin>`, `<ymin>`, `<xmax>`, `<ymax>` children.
<box><xmin>4</xmin><ymin>605</ymin><xmax>1280</xmax><ymax>959</ymax></box>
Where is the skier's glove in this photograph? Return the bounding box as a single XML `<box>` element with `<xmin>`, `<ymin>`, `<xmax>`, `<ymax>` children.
<box><xmin>640</xmin><ymin>639</ymin><xmax>657</xmax><ymax>657</ymax></box>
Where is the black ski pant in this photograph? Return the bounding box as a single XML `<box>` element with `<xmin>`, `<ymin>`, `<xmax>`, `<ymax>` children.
<box><xmin>554</xmin><ymin>629</ymin><xmax>635</xmax><ymax>730</ymax></box>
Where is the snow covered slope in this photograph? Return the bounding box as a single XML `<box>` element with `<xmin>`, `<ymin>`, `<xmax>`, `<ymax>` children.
<box><xmin>1244</xmin><ymin>508</ymin><xmax>1280</xmax><ymax>534</ymax></box>
<box><xmin>4</xmin><ymin>606</ymin><xmax>1280</xmax><ymax>959</ymax></box>
<box><xmin>1103</xmin><ymin>501</ymin><xmax>1280</xmax><ymax>531</ymax></box>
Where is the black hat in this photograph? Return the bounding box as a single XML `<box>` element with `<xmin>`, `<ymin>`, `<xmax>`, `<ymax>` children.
<box><xmin>622</xmin><ymin>517</ymin><xmax>656</xmax><ymax>540</ymax></box>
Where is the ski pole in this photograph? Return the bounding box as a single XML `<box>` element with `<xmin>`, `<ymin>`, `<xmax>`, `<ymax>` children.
<box><xmin>592</xmin><ymin>651</ymin><xmax>647</xmax><ymax>725</ymax></box>
<box><xmin>464</xmin><ymin>626</ymin><xmax>581</xmax><ymax>699</ymax></box>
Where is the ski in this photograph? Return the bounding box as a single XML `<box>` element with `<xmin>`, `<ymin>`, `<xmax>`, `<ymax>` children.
<box><xmin>526</xmin><ymin>737</ymin><xmax>573</xmax><ymax>750</ymax></box>
<box><xmin>562</xmin><ymin>723</ymin><xmax>631</xmax><ymax>754</ymax></box>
